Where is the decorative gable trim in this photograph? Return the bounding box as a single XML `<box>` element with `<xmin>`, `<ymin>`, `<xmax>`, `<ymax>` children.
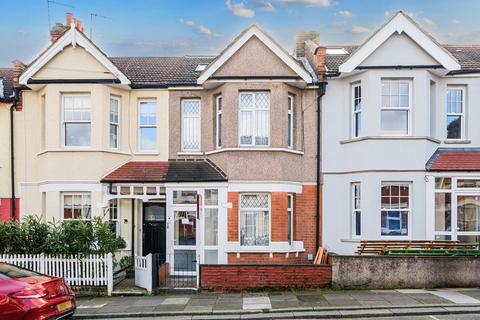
<box><xmin>339</xmin><ymin>12</ymin><xmax>461</xmax><ymax>73</ymax></box>
<box><xmin>20</xmin><ymin>23</ymin><xmax>130</xmax><ymax>86</ymax></box>
<box><xmin>197</xmin><ymin>25</ymin><xmax>313</xmax><ymax>84</ymax></box>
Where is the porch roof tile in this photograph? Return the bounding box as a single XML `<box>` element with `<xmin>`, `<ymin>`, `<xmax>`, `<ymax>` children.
<box><xmin>101</xmin><ymin>160</ymin><xmax>227</xmax><ymax>183</ymax></box>
<box><xmin>426</xmin><ymin>148</ymin><xmax>480</xmax><ymax>171</ymax></box>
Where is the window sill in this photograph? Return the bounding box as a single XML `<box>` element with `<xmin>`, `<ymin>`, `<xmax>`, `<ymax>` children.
<box><xmin>134</xmin><ymin>152</ymin><xmax>160</xmax><ymax>155</ymax></box>
<box><xmin>224</xmin><ymin>241</ymin><xmax>305</xmax><ymax>253</ymax></box>
<box><xmin>177</xmin><ymin>151</ymin><xmax>203</xmax><ymax>156</ymax></box>
<box><xmin>340</xmin><ymin>238</ymin><xmax>361</xmax><ymax>243</ymax></box>
<box><xmin>37</xmin><ymin>149</ymin><xmax>131</xmax><ymax>156</ymax></box>
<box><xmin>444</xmin><ymin>139</ymin><xmax>471</xmax><ymax>144</ymax></box>
<box><xmin>205</xmin><ymin>147</ymin><xmax>304</xmax><ymax>155</ymax></box>
<box><xmin>340</xmin><ymin>136</ymin><xmax>441</xmax><ymax>144</ymax></box>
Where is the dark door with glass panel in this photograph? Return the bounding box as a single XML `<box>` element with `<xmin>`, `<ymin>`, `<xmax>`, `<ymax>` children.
<box><xmin>143</xmin><ymin>202</ymin><xmax>166</xmax><ymax>257</ymax></box>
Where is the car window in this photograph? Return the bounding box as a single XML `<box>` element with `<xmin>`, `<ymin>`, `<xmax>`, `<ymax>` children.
<box><xmin>0</xmin><ymin>264</ymin><xmax>41</xmax><ymax>279</ymax></box>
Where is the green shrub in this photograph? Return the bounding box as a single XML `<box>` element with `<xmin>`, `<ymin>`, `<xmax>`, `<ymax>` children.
<box><xmin>0</xmin><ymin>216</ymin><xmax>125</xmax><ymax>255</ymax></box>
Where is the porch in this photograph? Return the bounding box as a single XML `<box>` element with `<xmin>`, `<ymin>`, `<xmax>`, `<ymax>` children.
<box><xmin>100</xmin><ymin>159</ymin><xmax>228</xmax><ymax>291</ymax></box>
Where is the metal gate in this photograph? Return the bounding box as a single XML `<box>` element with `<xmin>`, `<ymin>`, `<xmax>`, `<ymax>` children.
<box><xmin>152</xmin><ymin>253</ymin><xmax>198</xmax><ymax>289</ymax></box>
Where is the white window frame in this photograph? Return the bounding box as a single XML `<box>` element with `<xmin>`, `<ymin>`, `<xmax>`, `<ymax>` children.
<box><xmin>351</xmin><ymin>182</ymin><xmax>361</xmax><ymax>238</ymax></box>
<box><xmin>181</xmin><ymin>99</ymin><xmax>201</xmax><ymax>152</ymax></box>
<box><xmin>109</xmin><ymin>96</ymin><xmax>120</xmax><ymax>149</ymax></box>
<box><xmin>380</xmin><ymin>79</ymin><xmax>412</xmax><ymax>136</ymax></box>
<box><xmin>138</xmin><ymin>99</ymin><xmax>157</xmax><ymax>152</ymax></box>
<box><xmin>287</xmin><ymin>95</ymin><xmax>294</xmax><ymax>148</ymax></box>
<box><xmin>446</xmin><ymin>86</ymin><xmax>466</xmax><ymax>140</ymax></box>
<box><xmin>352</xmin><ymin>83</ymin><xmax>362</xmax><ymax>138</ymax></box>
<box><xmin>238</xmin><ymin>92</ymin><xmax>270</xmax><ymax>147</ymax></box>
<box><xmin>61</xmin><ymin>192</ymin><xmax>92</xmax><ymax>221</ymax></box>
<box><xmin>62</xmin><ymin>93</ymin><xmax>92</xmax><ymax>148</ymax></box>
<box><xmin>109</xmin><ymin>199</ymin><xmax>120</xmax><ymax>238</ymax></box>
<box><xmin>380</xmin><ymin>182</ymin><xmax>412</xmax><ymax>239</ymax></box>
<box><xmin>238</xmin><ymin>193</ymin><xmax>271</xmax><ymax>247</ymax></box>
<box><xmin>215</xmin><ymin>95</ymin><xmax>222</xmax><ymax>149</ymax></box>
<box><xmin>287</xmin><ymin>193</ymin><xmax>294</xmax><ymax>244</ymax></box>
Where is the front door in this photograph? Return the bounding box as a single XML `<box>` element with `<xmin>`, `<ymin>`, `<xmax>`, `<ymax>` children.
<box><xmin>142</xmin><ymin>202</ymin><xmax>166</xmax><ymax>257</ymax></box>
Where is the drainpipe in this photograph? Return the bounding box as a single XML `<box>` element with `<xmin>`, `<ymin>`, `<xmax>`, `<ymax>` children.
<box><xmin>315</xmin><ymin>82</ymin><xmax>326</xmax><ymax>253</ymax></box>
<box><xmin>131</xmin><ymin>199</ymin><xmax>135</xmax><ymax>258</ymax></box>
<box><xmin>9</xmin><ymin>88</ymin><xmax>19</xmax><ymax>221</ymax></box>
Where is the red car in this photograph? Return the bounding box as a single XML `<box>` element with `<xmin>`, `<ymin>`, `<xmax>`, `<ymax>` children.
<box><xmin>0</xmin><ymin>263</ymin><xmax>76</xmax><ymax>320</ymax></box>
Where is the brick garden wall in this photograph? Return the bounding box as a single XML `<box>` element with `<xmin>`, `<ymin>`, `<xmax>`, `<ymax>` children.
<box><xmin>200</xmin><ymin>264</ymin><xmax>331</xmax><ymax>291</ymax></box>
<box><xmin>0</xmin><ymin>198</ymin><xmax>19</xmax><ymax>221</ymax></box>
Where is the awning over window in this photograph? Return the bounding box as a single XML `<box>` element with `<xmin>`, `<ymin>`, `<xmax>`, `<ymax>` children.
<box><xmin>426</xmin><ymin>148</ymin><xmax>480</xmax><ymax>171</ymax></box>
<box><xmin>101</xmin><ymin>159</ymin><xmax>227</xmax><ymax>183</ymax></box>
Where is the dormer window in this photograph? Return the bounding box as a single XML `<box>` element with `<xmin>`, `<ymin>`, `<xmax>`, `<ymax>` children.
<box><xmin>195</xmin><ymin>64</ymin><xmax>208</xmax><ymax>72</ymax></box>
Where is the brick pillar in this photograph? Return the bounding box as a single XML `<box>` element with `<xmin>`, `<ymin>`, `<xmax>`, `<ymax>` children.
<box><xmin>271</xmin><ymin>192</ymin><xmax>288</xmax><ymax>242</ymax></box>
<box><xmin>227</xmin><ymin>192</ymin><xmax>239</xmax><ymax>241</ymax></box>
<box><xmin>315</xmin><ymin>46</ymin><xmax>327</xmax><ymax>82</ymax></box>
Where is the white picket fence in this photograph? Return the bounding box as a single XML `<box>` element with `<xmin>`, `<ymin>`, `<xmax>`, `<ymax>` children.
<box><xmin>0</xmin><ymin>253</ymin><xmax>113</xmax><ymax>296</ymax></box>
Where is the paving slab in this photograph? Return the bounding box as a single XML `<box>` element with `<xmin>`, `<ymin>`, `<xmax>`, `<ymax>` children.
<box><xmin>243</xmin><ymin>296</ymin><xmax>272</xmax><ymax>310</ymax></box>
<box><xmin>407</xmin><ymin>293</ymin><xmax>454</xmax><ymax>304</ymax></box>
<box><xmin>431</xmin><ymin>290</ymin><xmax>480</xmax><ymax>304</ymax></box>
<box><xmin>184</xmin><ymin>305</ymin><xmax>213</xmax><ymax>312</ymax></box>
<box><xmin>161</xmin><ymin>297</ymin><xmax>190</xmax><ymax>305</ymax></box>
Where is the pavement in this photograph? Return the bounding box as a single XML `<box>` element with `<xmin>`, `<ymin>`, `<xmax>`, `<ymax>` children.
<box><xmin>74</xmin><ymin>288</ymin><xmax>480</xmax><ymax>319</ymax></box>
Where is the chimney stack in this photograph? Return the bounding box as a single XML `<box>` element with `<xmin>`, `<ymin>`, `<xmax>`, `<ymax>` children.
<box><xmin>294</xmin><ymin>30</ymin><xmax>320</xmax><ymax>57</ymax></box>
<box><xmin>11</xmin><ymin>60</ymin><xmax>26</xmax><ymax>110</ymax></box>
<box><xmin>315</xmin><ymin>46</ymin><xmax>327</xmax><ymax>81</ymax></box>
<box><xmin>49</xmin><ymin>12</ymin><xmax>84</xmax><ymax>42</ymax></box>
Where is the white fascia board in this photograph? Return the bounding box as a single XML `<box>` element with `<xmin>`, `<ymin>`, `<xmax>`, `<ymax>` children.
<box><xmin>197</xmin><ymin>26</ymin><xmax>312</xmax><ymax>84</ymax></box>
<box><xmin>20</xmin><ymin>26</ymin><xmax>130</xmax><ymax>86</ymax></box>
<box><xmin>339</xmin><ymin>13</ymin><xmax>461</xmax><ymax>73</ymax></box>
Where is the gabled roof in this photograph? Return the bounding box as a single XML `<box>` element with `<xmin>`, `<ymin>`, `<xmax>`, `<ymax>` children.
<box><xmin>338</xmin><ymin>11</ymin><xmax>461</xmax><ymax>73</ymax></box>
<box><xmin>101</xmin><ymin>160</ymin><xmax>227</xmax><ymax>183</ymax></box>
<box><xmin>0</xmin><ymin>68</ymin><xmax>13</xmax><ymax>102</ymax></box>
<box><xmin>426</xmin><ymin>148</ymin><xmax>480</xmax><ymax>171</ymax></box>
<box><xmin>197</xmin><ymin>24</ymin><xmax>313</xmax><ymax>84</ymax></box>
<box><xmin>20</xmin><ymin>22</ymin><xmax>130</xmax><ymax>86</ymax></box>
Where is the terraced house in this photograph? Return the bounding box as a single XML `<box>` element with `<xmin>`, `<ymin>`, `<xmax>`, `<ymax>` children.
<box><xmin>318</xmin><ymin>11</ymin><xmax>480</xmax><ymax>254</ymax></box>
<box><xmin>6</xmin><ymin>13</ymin><xmax>321</xmax><ymax>285</ymax></box>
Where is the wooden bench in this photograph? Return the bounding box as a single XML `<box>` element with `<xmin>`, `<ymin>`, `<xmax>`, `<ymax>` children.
<box><xmin>356</xmin><ymin>240</ymin><xmax>479</xmax><ymax>256</ymax></box>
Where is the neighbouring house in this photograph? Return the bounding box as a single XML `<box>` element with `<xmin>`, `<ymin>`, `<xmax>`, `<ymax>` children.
<box><xmin>13</xmin><ymin>12</ymin><xmax>321</xmax><ymax>286</ymax></box>
<box><xmin>313</xmin><ymin>11</ymin><xmax>480</xmax><ymax>255</ymax></box>
<box><xmin>0</xmin><ymin>67</ymin><xmax>19</xmax><ymax>221</ymax></box>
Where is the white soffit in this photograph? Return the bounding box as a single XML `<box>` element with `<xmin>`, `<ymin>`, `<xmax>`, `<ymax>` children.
<box><xmin>197</xmin><ymin>25</ymin><xmax>313</xmax><ymax>84</ymax></box>
<box><xmin>339</xmin><ymin>12</ymin><xmax>461</xmax><ymax>73</ymax></box>
<box><xmin>19</xmin><ymin>22</ymin><xmax>130</xmax><ymax>86</ymax></box>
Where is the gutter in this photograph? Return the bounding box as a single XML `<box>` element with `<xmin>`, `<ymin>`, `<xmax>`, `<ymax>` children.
<box><xmin>315</xmin><ymin>81</ymin><xmax>327</xmax><ymax>253</ymax></box>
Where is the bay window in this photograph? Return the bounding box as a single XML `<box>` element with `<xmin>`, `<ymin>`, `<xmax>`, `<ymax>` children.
<box><xmin>62</xmin><ymin>193</ymin><xmax>91</xmax><ymax>220</ymax></box>
<box><xmin>240</xmin><ymin>194</ymin><xmax>270</xmax><ymax>246</ymax></box>
<box><xmin>381</xmin><ymin>183</ymin><xmax>410</xmax><ymax>236</ymax></box>
<box><xmin>352</xmin><ymin>84</ymin><xmax>362</xmax><ymax>137</ymax></box>
<box><xmin>110</xmin><ymin>96</ymin><xmax>120</xmax><ymax>149</ymax></box>
<box><xmin>138</xmin><ymin>100</ymin><xmax>157</xmax><ymax>152</ymax></box>
<box><xmin>381</xmin><ymin>80</ymin><xmax>411</xmax><ymax>135</ymax></box>
<box><xmin>181</xmin><ymin>99</ymin><xmax>201</xmax><ymax>151</ymax></box>
<box><xmin>239</xmin><ymin>92</ymin><xmax>270</xmax><ymax>146</ymax></box>
<box><xmin>446</xmin><ymin>87</ymin><xmax>465</xmax><ymax>140</ymax></box>
<box><xmin>287</xmin><ymin>95</ymin><xmax>294</xmax><ymax>148</ymax></box>
<box><xmin>63</xmin><ymin>94</ymin><xmax>91</xmax><ymax>147</ymax></box>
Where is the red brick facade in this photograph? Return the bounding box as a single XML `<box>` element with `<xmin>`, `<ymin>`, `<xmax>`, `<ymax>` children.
<box><xmin>200</xmin><ymin>264</ymin><xmax>331</xmax><ymax>291</ymax></box>
<box><xmin>227</xmin><ymin>185</ymin><xmax>318</xmax><ymax>264</ymax></box>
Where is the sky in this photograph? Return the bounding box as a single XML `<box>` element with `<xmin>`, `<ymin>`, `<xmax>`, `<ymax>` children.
<box><xmin>1</xmin><ymin>0</ymin><xmax>480</xmax><ymax>66</ymax></box>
